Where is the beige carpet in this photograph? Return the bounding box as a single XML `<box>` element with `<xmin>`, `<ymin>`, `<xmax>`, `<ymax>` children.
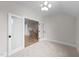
<box><xmin>10</xmin><ymin>40</ymin><xmax>79</xmax><ymax>57</ymax></box>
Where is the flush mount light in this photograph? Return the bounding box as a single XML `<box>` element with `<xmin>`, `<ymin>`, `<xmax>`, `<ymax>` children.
<box><xmin>41</xmin><ymin>7</ymin><xmax>48</xmax><ymax>11</ymax></box>
<box><xmin>48</xmin><ymin>4</ymin><xmax>52</xmax><ymax>8</ymax></box>
<box><xmin>40</xmin><ymin>1</ymin><xmax>52</xmax><ymax>11</ymax></box>
<box><xmin>44</xmin><ymin>1</ymin><xmax>48</xmax><ymax>5</ymax></box>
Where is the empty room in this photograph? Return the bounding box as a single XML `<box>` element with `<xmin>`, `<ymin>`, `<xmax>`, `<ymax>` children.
<box><xmin>0</xmin><ymin>1</ymin><xmax>79</xmax><ymax>57</ymax></box>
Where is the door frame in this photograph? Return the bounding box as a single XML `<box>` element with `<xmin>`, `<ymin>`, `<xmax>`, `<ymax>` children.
<box><xmin>7</xmin><ymin>13</ymin><xmax>25</xmax><ymax>56</ymax></box>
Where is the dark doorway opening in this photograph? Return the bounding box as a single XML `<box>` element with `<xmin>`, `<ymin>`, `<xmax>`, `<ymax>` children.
<box><xmin>24</xmin><ymin>18</ymin><xmax>39</xmax><ymax>47</ymax></box>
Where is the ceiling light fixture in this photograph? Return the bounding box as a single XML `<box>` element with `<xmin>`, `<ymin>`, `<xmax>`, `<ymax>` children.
<box><xmin>41</xmin><ymin>7</ymin><xmax>48</xmax><ymax>11</ymax></box>
<box><xmin>40</xmin><ymin>1</ymin><xmax>52</xmax><ymax>11</ymax></box>
<box><xmin>48</xmin><ymin>4</ymin><xmax>52</xmax><ymax>8</ymax></box>
<box><xmin>44</xmin><ymin>1</ymin><xmax>48</xmax><ymax>5</ymax></box>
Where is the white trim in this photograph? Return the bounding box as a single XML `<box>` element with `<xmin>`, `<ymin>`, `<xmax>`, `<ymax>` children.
<box><xmin>23</xmin><ymin>17</ymin><xmax>25</xmax><ymax>48</ymax></box>
<box><xmin>40</xmin><ymin>39</ymin><xmax>76</xmax><ymax>48</ymax></box>
<box><xmin>8</xmin><ymin>13</ymin><xmax>23</xmax><ymax>19</ymax></box>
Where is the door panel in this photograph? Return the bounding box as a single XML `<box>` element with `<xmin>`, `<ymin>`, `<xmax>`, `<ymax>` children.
<box><xmin>8</xmin><ymin>13</ymin><xmax>24</xmax><ymax>56</ymax></box>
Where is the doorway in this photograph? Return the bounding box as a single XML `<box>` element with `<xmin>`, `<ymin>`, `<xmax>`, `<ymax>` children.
<box><xmin>24</xmin><ymin>18</ymin><xmax>39</xmax><ymax>47</ymax></box>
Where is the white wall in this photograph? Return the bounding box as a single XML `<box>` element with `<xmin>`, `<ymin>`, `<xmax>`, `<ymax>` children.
<box><xmin>0</xmin><ymin>11</ymin><xmax>8</xmax><ymax>56</ymax></box>
<box><xmin>41</xmin><ymin>13</ymin><xmax>76</xmax><ymax>47</ymax></box>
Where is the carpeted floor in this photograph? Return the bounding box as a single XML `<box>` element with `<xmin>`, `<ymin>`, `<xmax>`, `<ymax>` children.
<box><xmin>10</xmin><ymin>40</ymin><xmax>79</xmax><ymax>57</ymax></box>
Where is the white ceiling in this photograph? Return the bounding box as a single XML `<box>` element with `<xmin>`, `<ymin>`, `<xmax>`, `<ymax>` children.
<box><xmin>60</xmin><ymin>1</ymin><xmax>79</xmax><ymax>17</ymax></box>
<box><xmin>0</xmin><ymin>1</ymin><xmax>79</xmax><ymax>18</ymax></box>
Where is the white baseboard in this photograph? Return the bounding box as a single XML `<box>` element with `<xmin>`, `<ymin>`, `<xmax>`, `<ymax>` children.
<box><xmin>40</xmin><ymin>39</ymin><xmax>76</xmax><ymax>48</ymax></box>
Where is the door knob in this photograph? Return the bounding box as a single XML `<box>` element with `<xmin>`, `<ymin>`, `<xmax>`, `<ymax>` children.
<box><xmin>9</xmin><ymin>35</ymin><xmax>11</xmax><ymax>38</ymax></box>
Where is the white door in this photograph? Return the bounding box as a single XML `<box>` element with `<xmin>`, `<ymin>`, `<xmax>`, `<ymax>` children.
<box><xmin>39</xmin><ymin>23</ymin><xmax>45</xmax><ymax>40</ymax></box>
<box><xmin>8</xmin><ymin>13</ymin><xmax>24</xmax><ymax>56</ymax></box>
